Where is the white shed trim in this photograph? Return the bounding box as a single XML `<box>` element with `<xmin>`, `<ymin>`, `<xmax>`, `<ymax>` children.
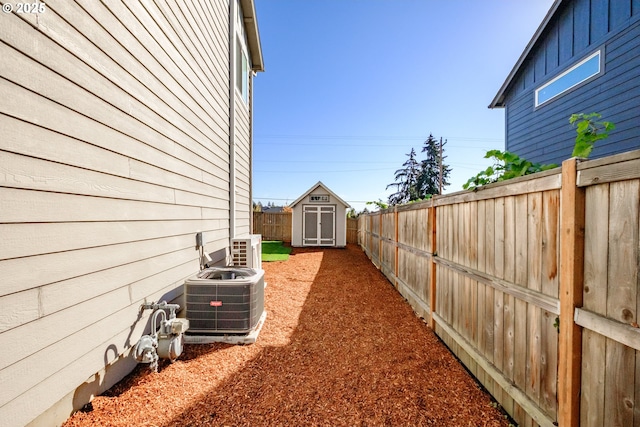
<box><xmin>289</xmin><ymin>181</ymin><xmax>351</xmax><ymax>209</ymax></box>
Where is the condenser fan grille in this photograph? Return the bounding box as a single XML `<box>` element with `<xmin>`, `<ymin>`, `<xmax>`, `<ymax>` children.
<box><xmin>185</xmin><ymin>268</ymin><xmax>264</xmax><ymax>334</ymax></box>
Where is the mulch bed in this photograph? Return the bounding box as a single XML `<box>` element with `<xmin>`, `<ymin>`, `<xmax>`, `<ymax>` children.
<box><xmin>64</xmin><ymin>244</ymin><xmax>510</xmax><ymax>426</ymax></box>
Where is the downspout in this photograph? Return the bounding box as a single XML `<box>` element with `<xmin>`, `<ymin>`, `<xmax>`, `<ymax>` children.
<box><xmin>249</xmin><ymin>71</ymin><xmax>254</xmax><ymax>234</ymax></box>
<box><xmin>229</xmin><ymin>0</ymin><xmax>237</xmax><ymax>240</ymax></box>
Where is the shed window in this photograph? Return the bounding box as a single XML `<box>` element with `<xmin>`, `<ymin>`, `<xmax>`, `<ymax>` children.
<box><xmin>535</xmin><ymin>50</ymin><xmax>602</xmax><ymax>107</ymax></box>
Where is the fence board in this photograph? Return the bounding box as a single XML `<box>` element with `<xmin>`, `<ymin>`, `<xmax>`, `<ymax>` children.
<box><xmin>470</xmin><ymin>202</ymin><xmax>478</xmax><ymax>347</ymax></box>
<box><xmin>380</xmin><ymin>212</ymin><xmax>396</xmax><ymax>283</ymax></box>
<box><xmin>253</xmin><ymin>212</ymin><xmax>292</xmax><ymax>242</ymax></box>
<box><xmin>356</xmin><ymin>149</ymin><xmax>640</xmax><ymax>427</ymax></box>
<box><xmin>527</xmin><ymin>193</ymin><xmax>543</xmax><ymax>411</ymax></box>
<box><xmin>540</xmin><ymin>190</ymin><xmax>559</xmax><ymax>418</ymax></box>
<box><xmin>577</xmin><ymin>152</ymin><xmax>640</xmax><ymax>186</ymax></box>
<box><xmin>580</xmin><ymin>183</ymin><xmax>609</xmax><ymax>427</ymax></box>
<box><xmin>503</xmin><ymin>196</ymin><xmax>516</xmax><ymax>402</ymax></box>
<box><xmin>514</xmin><ymin>195</ymin><xmax>529</xmax><ymax>413</ymax></box>
<box><xmin>603</xmin><ymin>180</ymin><xmax>639</xmax><ymax>426</ymax></box>
<box><xmin>493</xmin><ymin>196</ymin><xmax>506</xmax><ymax>408</ymax></box>
<box><xmin>484</xmin><ymin>199</ymin><xmax>496</xmax><ymax>360</ymax></box>
<box><xmin>347</xmin><ymin>218</ymin><xmax>358</xmax><ymax>244</ymax></box>
<box><xmin>477</xmin><ymin>200</ymin><xmax>487</xmax><ymax>370</ymax></box>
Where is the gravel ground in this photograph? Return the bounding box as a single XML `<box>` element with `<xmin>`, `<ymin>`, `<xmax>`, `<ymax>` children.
<box><xmin>64</xmin><ymin>244</ymin><xmax>510</xmax><ymax>427</ymax></box>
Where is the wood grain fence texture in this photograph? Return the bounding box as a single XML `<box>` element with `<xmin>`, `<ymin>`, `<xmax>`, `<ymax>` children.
<box><xmin>357</xmin><ymin>149</ymin><xmax>640</xmax><ymax>427</ymax></box>
<box><xmin>253</xmin><ymin>212</ymin><xmax>292</xmax><ymax>242</ymax></box>
<box><xmin>253</xmin><ymin>212</ymin><xmax>358</xmax><ymax>244</ymax></box>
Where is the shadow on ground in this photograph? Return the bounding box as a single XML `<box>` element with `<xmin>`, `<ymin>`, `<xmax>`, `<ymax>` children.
<box><xmin>161</xmin><ymin>245</ymin><xmax>508</xmax><ymax>427</ymax></box>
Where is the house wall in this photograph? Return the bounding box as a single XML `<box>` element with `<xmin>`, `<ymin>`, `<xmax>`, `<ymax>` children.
<box><xmin>232</xmin><ymin>0</ymin><xmax>254</xmax><ymax>239</ymax></box>
<box><xmin>504</xmin><ymin>0</ymin><xmax>640</xmax><ymax>165</ymax></box>
<box><xmin>235</xmin><ymin>76</ymin><xmax>253</xmax><ymax>238</ymax></box>
<box><xmin>292</xmin><ymin>187</ymin><xmax>348</xmax><ymax>247</ymax></box>
<box><xmin>0</xmin><ymin>1</ymin><xmax>256</xmax><ymax>426</ymax></box>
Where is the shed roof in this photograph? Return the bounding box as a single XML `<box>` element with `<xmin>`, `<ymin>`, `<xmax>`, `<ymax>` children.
<box><xmin>489</xmin><ymin>0</ymin><xmax>563</xmax><ymax>108</ymax></box>
<box><xmin>290</xmin><ymin>181</ymin><xmax>351</xmax><ymax>209</ymax></box>
<box><xmin>241</xmin><ymin>0</ymin><xmax>264</xmax><ymax>72</ymax></box>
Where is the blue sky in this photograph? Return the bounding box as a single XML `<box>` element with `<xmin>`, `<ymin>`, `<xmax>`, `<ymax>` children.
<box><xmin>252</xmin><ymin>0</ymin><xmax>555</xmax><ymax>212</ymax></box>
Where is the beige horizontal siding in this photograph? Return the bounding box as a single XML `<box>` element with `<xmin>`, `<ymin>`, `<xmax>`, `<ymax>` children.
<box><xmin>0</xmin><ymin>0</ymin><xmax>238</xmax><ymax>426</ymax></box>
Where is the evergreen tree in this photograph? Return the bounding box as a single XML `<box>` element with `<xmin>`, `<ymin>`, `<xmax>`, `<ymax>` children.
<box><xmin>386</xmin><ymin>148</ymin><xmax>421</xmax><ymax>205</ymax></box>
<box><xmin>417</xmin><ymin>134</ymin><xmax>451</xmax><ymax>196</ymax></box>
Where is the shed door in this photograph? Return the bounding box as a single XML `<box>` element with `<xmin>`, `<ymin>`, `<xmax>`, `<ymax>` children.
<box><xmin>303</xmin><ymin>205</ymin><xmax>335</xmax><ymax>246</ymax></box>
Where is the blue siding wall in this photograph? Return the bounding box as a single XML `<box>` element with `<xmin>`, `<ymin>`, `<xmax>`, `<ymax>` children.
<box><xmin>504</xmin><ymin>0</ymin><xmax>640</xmax><ymax>165</ymax></box>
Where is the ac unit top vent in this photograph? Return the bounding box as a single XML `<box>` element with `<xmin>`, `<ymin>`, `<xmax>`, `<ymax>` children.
<box><xmin>197</xmin><ymin>267</ymin><xmax>258</xmax><ymax>280</ymax></box>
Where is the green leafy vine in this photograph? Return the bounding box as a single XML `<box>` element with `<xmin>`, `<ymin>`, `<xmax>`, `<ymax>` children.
<box><xmin>463</xmin><ymin>113</ymin><xmax>615</xmax><ymax>191</ymax></box>
<box><xmin>569</xmin><ymin>112</ymin><xmax>615</xmax><ymax>158</ymax></box>
<box><xmin>462</xmin><ymin>150</ymin><xmax>557</xmax><ymax>190</ymax></box>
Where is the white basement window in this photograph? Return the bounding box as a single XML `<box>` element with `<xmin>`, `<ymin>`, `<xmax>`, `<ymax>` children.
<box><xmin>535</xmin><ymin>50</ymin><xmax>602</xmax><ymax>107</ymax></box>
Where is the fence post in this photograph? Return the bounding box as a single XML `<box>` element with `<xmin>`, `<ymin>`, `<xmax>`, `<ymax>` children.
<box><xmin>558</xmin><ymin>158</ymin><xmax>585</xmax><ymax>427</ymax></box>
<box><xmin>429</xmin><ymin>201</ymin><xmax>437</xmax><ymax>329</ymax></box>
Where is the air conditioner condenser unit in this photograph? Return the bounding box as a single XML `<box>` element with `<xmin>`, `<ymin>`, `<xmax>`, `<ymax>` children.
<box><xmin>185</xmin><ymin>267</ymin><xmax>265</xmax><ymax>334</ymax></box>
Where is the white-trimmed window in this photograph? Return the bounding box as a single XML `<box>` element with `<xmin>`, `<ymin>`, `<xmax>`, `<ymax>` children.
<box><xmin>235</xmin><ymin>0</ymin><xmax>250</xmax><ymax>104</ymax></box>
<box><xmin>535</xmin><ymin>50</ymin><xmax>602</xmax><ymax>107</ymax></box>
<box><xmin>236</xmin><ymin>37</ymin><xmax>249</xmax><ymax>104</ymax></box>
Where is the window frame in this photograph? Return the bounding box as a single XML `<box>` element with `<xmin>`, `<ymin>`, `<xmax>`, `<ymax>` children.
<box><xmin>534</xmin><ymin>49</ymin><xmax>603</xmax><ymax>108</ymax></box>
<box><xmin>235</xmin><ymin>36</ymin><xmax>249</xmax><ymax>104</ymax></box>
<box><xmin>234</xmin><ymin>0</ymin><xmax>250</xmax><ymax>105</ymax></box>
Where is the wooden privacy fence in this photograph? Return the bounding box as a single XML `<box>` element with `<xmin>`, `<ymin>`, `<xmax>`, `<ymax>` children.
<box><xmin>253</xmin><ymin>212</ymin><xmax>292</xmax><ymax>242</ymax></box>
<box><xmin>253</xmin><ymin>211</ymin><xmax>358</xmax><ymax>244</ymax></box>
<box><xmin>358</xmin><ymin>150</ymin><xmax>640</xmax><ymax>427</ymax></box>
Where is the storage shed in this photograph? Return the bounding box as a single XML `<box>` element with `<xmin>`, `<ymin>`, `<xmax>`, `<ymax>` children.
<box><xmin>290</xmin><ymin>182</ymin><xmax>350</xmax><ymax>247</ymax></box>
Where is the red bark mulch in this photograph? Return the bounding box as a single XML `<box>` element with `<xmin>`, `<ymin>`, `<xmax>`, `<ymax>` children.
<box><xmin>63</xmin><ymin>244</ymin><xmax>510</xmax><ymax>426</ymax></box>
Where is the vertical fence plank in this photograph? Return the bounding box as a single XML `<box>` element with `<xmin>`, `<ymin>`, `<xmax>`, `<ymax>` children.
<box><xmin>580</xmin><ymin>184</ymin><xmax>608</xmax><ymax>427</ymax></box>
<box><xmin>379</xmin><ymin>210</ymin><xmax>383</xmax><ymax>266</ymax></box>
<box><xmin>494</xmin><ymin>197</ymin><xmax>506</xmax><ymax>406</ymax></box>
<box><xmin>470</xmin><ymin>201</ymin><xmax>479</xmax><ymax>346</ymax></box>
<box><xmin>462</xmin><ymin>202</ymin><xmax>470</xmax><ymax>343</ymax></box>
<box><xmin>541</xmin><ymin>190</ymin><xmax>559</xmax><ymax>420</ymax></box>
<box><xmin>452</xmin><ymin>203</ymin><xmax>460</xmax><ymax>332</ymax></box>
<box><xmin>477</xmin><ymin>200</ymin><xmax>487</xmax><ymax>368</ymax></box>
<box><xmin>527</xmin><ymin>192</ymin><xmax>543</xmax><ymax>413</ymax></box>
<box><xmin>514</xmin><ymin>194</ymin><xmax>529</xmax><ymax>423</ymax></box>
<box><xmin>439</xmin><ymin>205</ymin><xmax>446</xmax><ymax>326</ymax></box>
<box><xmin>503</xmin><ymin>196</ymin><xmax>517</xmax><ymax>416</ymax></box>
<box><xmin>558</xmin><ymin>158</ymin><xmax>585</xmax><ymax>427</ymax></box>
<box><xmin>395</xmin><ymin>207</ymin><xmax>399</xmax><ymax>289</ymax></box>
<box><xmin>430</xmin><ymin>205</ymin><xmax>437</xmax><ymax>329</ymax></box>
<box><xmin>442</xmin><ymin>205</ymin><xmax>452</xmax><ymax>325</ymax></box>
<box><xmin>603</xmin><ymin>180</ymin><xmax>639</xmax><ymax>426</ymax></box>
<box><xmin>484</xmin><ymin>199</ymin><xmax>496</xmax><ymax>397</ymax></box>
